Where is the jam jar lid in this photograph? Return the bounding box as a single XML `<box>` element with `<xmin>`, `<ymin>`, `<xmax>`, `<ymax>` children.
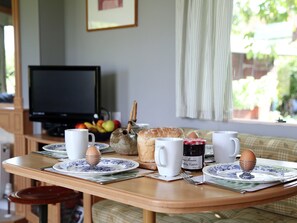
<box><xmin>184</xmin><ymin>138</ymin><xmax>206</xmax><ymax>145</ymax></box>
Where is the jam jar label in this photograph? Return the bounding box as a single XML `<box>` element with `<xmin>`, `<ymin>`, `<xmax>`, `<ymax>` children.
<box><xmin>182</xmin><ymin>156</ymin><xmax>203</xmax><ymax>170</ymax></box>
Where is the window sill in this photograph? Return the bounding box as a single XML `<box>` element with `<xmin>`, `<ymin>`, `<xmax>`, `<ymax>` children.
<box><xmin>230</xmin><ymin>118</ymin><xmax>297</xmax><ymax>127</ymax></box>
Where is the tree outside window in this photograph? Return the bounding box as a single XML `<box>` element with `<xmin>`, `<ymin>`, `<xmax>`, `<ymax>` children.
<box><xmin>231</xmin><ymin>0</ymin><xmax>297</xmax><ymax>123</ymax></box>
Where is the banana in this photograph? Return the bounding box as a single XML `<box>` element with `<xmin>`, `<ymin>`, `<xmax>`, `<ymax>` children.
<box><xmin>84</xmin><ymin>122</ymin><xmax>98</xmax><ymax>133</ymax></box>
<box><xmin>84</xmin><ymin>122</ymin><xmax>94</xmax><ymax>129</ymax></box>
<box><xmin>97</xmin><ymin>126</ymin><xmax>107</xmax><ymax>133</ymax></box>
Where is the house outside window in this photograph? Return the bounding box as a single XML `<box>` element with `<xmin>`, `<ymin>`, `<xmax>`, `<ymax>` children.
<box><xmin>231</xmin><ymin>0</ymin><xmax>297</xmax><ymax>123</ymax></box>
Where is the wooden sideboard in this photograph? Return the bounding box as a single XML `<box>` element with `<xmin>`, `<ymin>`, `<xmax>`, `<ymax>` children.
<box><xmin>0</xmin><ymin>106</ymin><xmax>32</xmax><ymax>137</ymax></box>
<box><xmin>0</xmin><ymin>106</ymin><xmax>33</xmax><ymax>158</ymax></box>
<box><xmin>24</xmin><ymin>134</ymin><xmax>64</xmax><ymax>153</ymax></box>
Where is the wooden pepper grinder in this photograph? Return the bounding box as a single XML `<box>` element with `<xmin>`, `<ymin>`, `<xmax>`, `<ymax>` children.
<box><xmin>125</xmin><ymin>100</ymin><xmax>137</xmax><ymax>134</ymax></box>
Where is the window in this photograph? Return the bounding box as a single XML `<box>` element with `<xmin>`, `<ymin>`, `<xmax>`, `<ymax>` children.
<box><xmin>231</xmin><ymin>0</ymin><xmax>297</xmax><ymax>123</ymax></box>
<box><xmin>0</xmin><ymin>7</ymin><xmax>14</xmax><ymax>95</ymax></box>
<box><xmin>4</xmin><ymin>25</ymin><xmax>15</xmax><ymax>94</ymax></box>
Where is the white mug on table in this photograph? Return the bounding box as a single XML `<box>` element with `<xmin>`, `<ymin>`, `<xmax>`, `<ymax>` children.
<box><xmin>65</xmin><ymin>129</ymin><xmax>95</xmax><ymax>160</ymax></box>
<box><xmin>154</xmin><ymin>137</ymin><xmax>184</xmax><ymax>177</ymax></box>
<box><xmin>212</xmin><ymin>131</ymin><xmax>240</xmax><ymax>163</ymax></box>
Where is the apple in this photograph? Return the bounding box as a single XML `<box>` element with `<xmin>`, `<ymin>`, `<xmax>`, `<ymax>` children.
<box><xmin>75</xmin><ymin>123</ymin><xmax>87</xmax><ymax>129</ymax></box>
<box><xmin>113</xmin><ymin>120</ymin><xmax>121</xmax><ymax>129</ymax></box>
<box><xmin>102</xmin><ymin>120</ymin><xmax>115</xmax><ymax>132</ymax></box>
<box><xmin>96</xmin><ymin>119</ymin><xmax>104</xmax><ymax>128</ymax></box>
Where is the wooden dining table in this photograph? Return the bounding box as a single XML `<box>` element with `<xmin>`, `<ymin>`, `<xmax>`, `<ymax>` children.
<box><xmin>3</xmin><ymin>152</ymin><xmax>297</xmax><ymax>223</ymax></box>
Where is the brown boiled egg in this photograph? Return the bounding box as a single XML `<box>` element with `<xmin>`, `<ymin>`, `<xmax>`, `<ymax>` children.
<box><xmin>86</xmin><ymin>146</ymin><xmax>101</xmax><ymax>167</ymax></box>
<box><xmin>187</xmin><ymin>131</ymin><xmax>199</xmax><ymax>139</ymax></box>
<box><xmin>239</xmin><ymin>149</ymin><xmax>256</xmax><ymax>172</ymax></box>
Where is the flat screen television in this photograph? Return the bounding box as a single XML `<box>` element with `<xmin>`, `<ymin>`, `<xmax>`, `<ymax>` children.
<box><xmin>29</xmin><ymin>65</ymin><xmax>101</xmax><ymax>136</ymax></box>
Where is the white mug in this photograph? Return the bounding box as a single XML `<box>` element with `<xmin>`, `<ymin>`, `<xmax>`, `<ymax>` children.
<box><xmin>154</xmin><ymin>138</ymin><xmax>184</xmax><ymax>177</ymax></box>
<box><xmin>212</xmin><ymin>131</ymin><xmax>240</xmax><ymax>163</ymax></box>
<box><xmin>65</xmin><ymin>129</ymin><xmax>95</xmax><ymax>160</ymax></box>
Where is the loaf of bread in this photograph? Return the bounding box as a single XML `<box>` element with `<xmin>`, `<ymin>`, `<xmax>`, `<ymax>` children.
<box><xmin>137</xmin><ymin>127</ymin><xmax>184</xmax><ymax>163</ymax></box>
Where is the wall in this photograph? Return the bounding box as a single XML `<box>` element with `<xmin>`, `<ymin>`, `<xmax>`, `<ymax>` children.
<box><xmin>20</xmin><ymin>0</ymin><xmax>39</xmax><ymax>107</ymax></box>
<box><xmin>20</xmin><ymin>0</ymin><xmax>297</xmax><ymax>139</ymax></box>
<box><xmin>39</xmin><ymin>0</ymin><xmax>65</xmax><ymax>65</ymax></box>
<box><xmin>64</xmin><ymin>0</ymin><xmax>177</xmax><ymax>127</ymax></box>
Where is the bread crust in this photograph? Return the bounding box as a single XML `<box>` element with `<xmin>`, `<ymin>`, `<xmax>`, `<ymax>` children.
<box><xmin>137</xmin><ymin>127</ymin><xmax>184</xmax><ymax>162</ymax></box>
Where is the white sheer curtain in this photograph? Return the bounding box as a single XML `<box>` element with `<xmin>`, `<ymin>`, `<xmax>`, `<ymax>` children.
<box><xmin>176</xmin><ymin>0</ymin><xmax>233</xmax><ymax>121</ymax></box>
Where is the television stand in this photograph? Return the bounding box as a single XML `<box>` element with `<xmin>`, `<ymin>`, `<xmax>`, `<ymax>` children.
<box><xmin>43</xmin><ymin>123</ymin><xmax>75</xmax><ymax>137</ymax></box>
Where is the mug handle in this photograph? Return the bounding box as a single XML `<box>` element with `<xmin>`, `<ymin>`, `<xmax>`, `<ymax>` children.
<box><xmin>88</xmin><ymin>132</ymin><xmax>95</xmax><ymax>146</ymax></box>
<box><xmin>155</xmin><ymin>146</ymin><xmax>167</xmax><ymax>167</ymax></box>
<box><xmin>229</xmin><ymin>138</ymin><xmax>240</xmax><ymax>158</ymax></box>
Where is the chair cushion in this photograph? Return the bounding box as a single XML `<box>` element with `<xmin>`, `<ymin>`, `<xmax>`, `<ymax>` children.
<box><xmin>92</xmin><ymin>200</ymin><xmax>297</xmax><ymax>223</ymax></box>
<box><xmin>238</xmin><ymin>133</ymin><xmax>297</xmax><ymax>219</ymax></box>
<box><xmin>92</xmin><ymin>200</ymin><xmax>225</xmax><ymax>223</ymax></box>
<box><xmin>238</xmin><ymin>133</ymin><xmax>297</xmax><ymax>162</ymax></box>
<box><xmin>217</xmin><ymin>207</ymin><xmax>297</xmax><ymax>223</ymax></box>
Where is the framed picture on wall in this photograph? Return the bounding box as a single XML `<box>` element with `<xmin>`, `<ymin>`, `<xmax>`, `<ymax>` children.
<box><xmin>86</xmin><ymin>0</ymin><xmax>138</xmax><ymax>31</ymax></box>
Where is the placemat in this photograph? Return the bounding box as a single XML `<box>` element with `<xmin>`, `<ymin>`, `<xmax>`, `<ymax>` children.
<box><xmin>192</xmin><ymin>175</ymin><xmax>297</xmax><ymax>193</ymax></box>
<box><xmin>33</xmin><ymin>147</ymin><xmax>115</xmax><ymax>160</ymax></box>
<box><xmin>44</xmin><ymin>167</ymin><xmax>153</xmax><ymax>184</ymax></box>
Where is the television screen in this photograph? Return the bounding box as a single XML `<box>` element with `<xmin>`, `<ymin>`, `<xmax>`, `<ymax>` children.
<box><xmin>29</xmin><ymin>65</ymin><xmax>101</xmax><ymax>136</ymax></box>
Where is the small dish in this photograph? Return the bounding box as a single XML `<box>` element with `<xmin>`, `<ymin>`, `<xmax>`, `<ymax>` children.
<box><xmin>43</xmin><ymin>143</ymin><xmax>110</xmax><ymax>154</ymax></box>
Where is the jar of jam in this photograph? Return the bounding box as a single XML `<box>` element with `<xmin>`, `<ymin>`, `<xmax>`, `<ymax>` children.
<box><xmin>182</xmin><ymin>139</ymin><xmax>206</xmax><ymax>171</ymax></box>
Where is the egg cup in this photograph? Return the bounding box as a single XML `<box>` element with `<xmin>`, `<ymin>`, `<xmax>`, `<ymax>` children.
<box><xmin>239</xmin><ymin>160</ymin><xmax>256</xmax><ymax>179</ymax></box>
<box><xmin>86</xmin><ymin>155</ymin><xmax>101</xmax><ymax>168</ymax></box>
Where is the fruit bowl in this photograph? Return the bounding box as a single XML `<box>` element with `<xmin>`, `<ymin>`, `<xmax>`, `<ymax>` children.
<box><xmin>93</xmin><ymin>131</ymin><xmax>112</xmax><ymax>142</ymax></box>
<box><xmin>76</xmin><ymin>119</ymin><xmax>121</xmax><ymax>142</ymax></box>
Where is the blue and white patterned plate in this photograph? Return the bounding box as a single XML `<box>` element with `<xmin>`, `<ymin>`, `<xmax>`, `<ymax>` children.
<box><xmin>53</xmin><ymin>158</ymin><xmax>139</xmax><ymax>175</ymax></box>
<box><xmin>203</xmin><ymin>162</ymin><xmax>297</xmax><ymax>183</ymax></box>
<box><xmin>43</xmin><ymin>143</ymin><xmax>110</xmax><ymax>154</ymax></box>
